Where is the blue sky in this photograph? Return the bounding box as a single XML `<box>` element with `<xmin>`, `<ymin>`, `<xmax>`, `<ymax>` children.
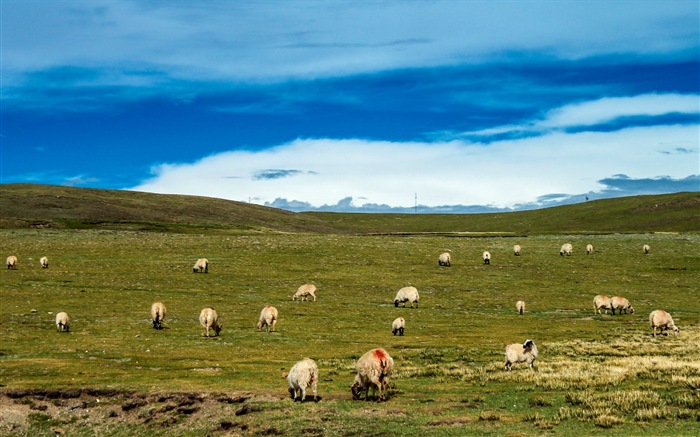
<box><xmin>2</xmin><ymin>0</ymin><xmax>698</xmax><ymax>213</ymax></box>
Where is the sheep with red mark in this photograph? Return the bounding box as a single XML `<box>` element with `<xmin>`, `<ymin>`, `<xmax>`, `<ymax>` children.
<box><xmin>199</xmin><ymin>307</ymin><xmax>222</xmax><ymax>337</ymax></box>
<box><xmin>611</xmin><ymin>296</ymin><xmax>634</xmax><ymax>315</ymax></box>
<box><xmin>594</xmin><ymin>295</ymin><xmax>613</xmax><ymax>314</ymax></box>
<box><xmin>193</xmin><ymin>258</ymin><xmax>209</xmax><ymax>273</ymax></box>
<box><xmin>6</xmin><ymin>255</ymin><xmax>17</xmax><ymax>270</ymax></box>
<box><xmin>151</xmin><ymin>302</ymin><xmax>166</xmax><ymax>329</ymax></box>
<box><xmin>287</xmin><ymin>358</ymin><xmax>318</xmax><ymax>402</ymax></box>
<box><xmin>293</xmin><ymin>284</ymin><xmax>317</xmax><ymax>302</ymax></box>
<box><xmin>257</xmin><ymin>305</ymin><xmax>278</xmax><ymax>332</ymax></box>
<box><xmin>649</xmin><ymin>310</ymin><xmax>680</xmax><ymax>336</ymax></box>
<box><xmin>394</xmin><ymin>286</ymin><xmax>419</xmax><ymax>308</ymax></box>
<box><xmin>505</xmin><ymin>339</ymin><xmax>538</xmax><ymax>371</ymax></box>
<box><xmin>392</xmin><ymin>317</ymin><xmax>405</xmax><ymax>336</ymax></box>
<box><xmin>351</xmin><ymin>348</ymin><xmax>394</xmax><ymax>402</ymax></box>
<box><xmin>55</xmin><ymin>312</ymin><xmax>70</xmax><ymax>332</ymax></box>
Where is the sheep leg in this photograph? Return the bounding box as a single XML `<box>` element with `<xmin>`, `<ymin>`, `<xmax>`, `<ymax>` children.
<box><xmin>300</xmin><ymin>387</ymin><xmax>306</xmax><ymax>402</ymax></box>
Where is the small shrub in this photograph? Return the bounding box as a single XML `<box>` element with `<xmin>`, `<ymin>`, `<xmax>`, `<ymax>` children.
<box><xmin>594</xmin><ymin>414</ymin><xmax>624</xmax><ymax>428</ymax></box>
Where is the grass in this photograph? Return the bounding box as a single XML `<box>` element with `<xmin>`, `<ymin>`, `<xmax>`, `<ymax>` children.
<box><xmin>1</xmin><ymin>227</ymin><xmax>699</xmax><ymax>436</ymax></box>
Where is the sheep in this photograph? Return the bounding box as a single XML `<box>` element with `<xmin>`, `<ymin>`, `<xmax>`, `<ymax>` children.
<box><xmin>593</xmin><ymin>294</ymin><xmax>613</xmax><ymax>314</ymax></box>
<box><xmin>513</xmin><ymin>244</ymin><xmax>521</xmax><ymax>256</ymax></box>
<box><xmin>293</xmin><ymin>284</ymin><xmax>317</xmax><ymax>302</ymax></box>
<box><xmin>610</xmin><ymin>296</ymin><xmax>634</xmax><ymax>315</ymax></box>
<box><xmin>649</xmin><ymin>310</ymin><xmax>680</xmax><ymax>336</ymax></box>
<box><xmin>6</xmin><ymin>255</ymin><xmax>17</xmax><ymax>270</ymax></box>
<box><xmin>586</xmin><ymin>244</ymin><xmax>594</xmax><ymax>255</ymax></box>
<box><xmin>438</xmin><ymin>252</ymin><xmax>451</xmax><ymax>267</ymax></box>
<box><xmin>257</xmin><ymin>305</ymin><xmax>278</xmax><ymax>332</ymax></box>
<box><xmin>392</xmin><ymin>317</ymin><xmax>405</xmax><ymax>336</ymax></box>
<box><xmin>560</xmin><ymin>243</ymin><xmax>573</xmax><ymax>256</ymax></box>
<box><xmin>40</xmin><ymin>256</ymin><xmax>49</xmax><ymax>268</ymax></box>
<box><xmin>151</xmin><ymin>302</ymin><xmax>166</xmax><ymax>329</ymax></box>
<box><xmin>287</xmin><ymin>358</ymin><xmax>319</xmax><ymax>402</ymax></box>
<box><xmin>193</xmin><ymin>258</ymin><xmax>209</xmax><ymax>273</ymax></box>
<box><xmin>643</xmin><ymin>244</ymin><xmax>651</xmax><ymax>254</ymax></box>
<box><xmin>394</xmin><ymin>286</ymin><xmax>419</xmax><ymax>308</ymax></box>
<box><xmin>55</xmin><ymin>312</ymin><xmax>70</xmax><ymax>332</ymax></box>
<box><xmin>516</xmin><ymin>300</ymin><xmax>525</xmax><ymax>315</ymax></box>
<box><xmin>351</xmin><ymin>348</ymin><xmax>394</xmax><ymax>402</ymax></box>
<box><xmin>199</xmin><ymin>307</ymin><xmax>222</xmax><ymax>337</ymax></box>
<box><xmin>483</xmin><ymin>251</ymin><xmax>491</xmax><ymax>265</ymax></box>
<box><xmin>505</xmin><ymin>339</ymin><xmax>538</xmax><ymax>371</ymax></box>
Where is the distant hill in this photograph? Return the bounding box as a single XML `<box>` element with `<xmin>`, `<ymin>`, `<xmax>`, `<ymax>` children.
<box><xmin>1</xmin><ymin>184</ymin><xmax>698</xmax><ymax>234</ymax></box>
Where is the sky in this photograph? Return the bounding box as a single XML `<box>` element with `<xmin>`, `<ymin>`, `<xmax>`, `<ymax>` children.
<box><xmin>1</xmin><ymin>0</ymin><xmax>698</xmax><ymax>213</ymax></box>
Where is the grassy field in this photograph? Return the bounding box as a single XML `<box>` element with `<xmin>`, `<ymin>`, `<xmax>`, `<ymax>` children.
<box><xmin>1</xmin><ymin>227</ymin><xmax>698</xmax><ymax>436</ymax></box>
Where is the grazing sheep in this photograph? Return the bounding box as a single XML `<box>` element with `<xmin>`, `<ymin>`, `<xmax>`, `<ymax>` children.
<box><xmin>516</xmin><ymin>300</ymin><xmax>525</xmax><ymax>315</ymax></box>
<box><xmin>55</xmin><ymin>312</ymin><xmax>70</xmax><ymax>332</ymax></box>
<box><xmin>649</xmin><ymin>310</ymin><xmax>680</xmax><ymax>336</ymax></box>
<box><xmin>6</xmin><ymin>255</ymin><xmax>17</xmax><ymax>270</ymax></box>
<box><xmin>611</xmin><ymin>296</ymin><xmax>634</xmax><ymax>315</ymax></box>
<box><xmin>151</xmin><ymin>302</ymin><xmax>166</xmax><ymax>329</ymax></box>
<box><xmin>505</xmin><ymin>339</ymin><xmax>538</xmax><ymax>371</ymax></box>
<box><xmin>40</xmin><ymin>256</ymin><xmax>49</xmax><ymax>268</ymax></box>
<box><xmin>392</xmin><ymin>317</ymin><xmax>405</xmax><ymax>336</ymax></box>
<box><xmin>199</xmin><ymin>307</ymin><xmax>222</xmax><ymax>337</ymax></box>
<box><xmin>257</xmin><ymin>305</ymin><xmax>278</xmax><ymax>332</ymax></box>
<box><xmin>351</xmin><ymin>348</ymin><xmax>394</xmax><ymax>402</ymax></box>
<box><xmin>394</xmin><ymin>286</ymin><xmax>419</xmax><ymax>308</ymax></box>
<box><xmin>560</xmin><ymin>243</ymin><xmax>573</xmax><ymax>256</ymax></box>
<box><xmin>438</xmin><ymin>252</ymin><xmax>451</xmax><ymax>267</ymax></box>
<box><xmin>193</xmin><ymin>258</ymin><xmax>209</xmax><ymax>273</ymax></box>
<box><xmin>293</xmin><ymin>284</ymin><xmax>317</xmax><ymax>302</ymax></box>
<box><xmin>482</xmin><ymin>251</ymin><xmax>491</xmax><ymax>265</ymax></box>
<box><xmin>287</xmin><ymin>358</ymin><xmax>319</xmax><ymax>402</ymax></box>
<box><xmin>586</xmin><ymin>244</ymin><xmax>594</xmax><ymax>255</ymax></box>
<box><xmin>513</xmin><ymin>244</ymin><xmax>521</xmax><ymax>256</ymax></box>
<box><xmin>593</xmin><ymin>294</ymin><xmax>613</xmax><ymax>314</ymax></box>
<box><xmin>643</xmin><ymin>244</ymin><xmax>651</xmax><ymax>254</ymax></box>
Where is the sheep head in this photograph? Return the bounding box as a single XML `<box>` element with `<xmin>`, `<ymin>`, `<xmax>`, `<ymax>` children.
<box><xmin>350</xmin><ymin>382</ymin><xmax>363</xmax><ymax>400</ymax></box>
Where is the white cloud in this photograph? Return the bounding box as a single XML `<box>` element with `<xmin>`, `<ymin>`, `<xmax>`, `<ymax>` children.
<box><xmin>130</xmin><ymin>124</ymin><xmax>699</xmax><ymax>209</ymax></box>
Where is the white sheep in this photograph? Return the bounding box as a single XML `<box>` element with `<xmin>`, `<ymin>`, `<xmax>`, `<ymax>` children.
<box><xmin>483</xmin><ymin>251</ymin><xmax>491</xmax><ymax>265</ymax></box>
<box><xmin>193</xmin><ymin>258</ymin><xmax>209</xmax><ymax>273</ymax></box>
<box><xmin>513</xmin><ymin>245</ymin><xmax>521</xmax><ymax>256</ymax></box>
<box><xmin>643</xmin><ymin>244</ymin><xmax>651</xmax><ymax>254</ymax></box>
<box><xmin>151</xmin><ymin>302</ymin><xmax>166</xmax><ymax>329</ymax></box>
<box><xmin>55</xmin><ymin>312</ymin><xmax>70</xmax><ymax>332</ymax></box>
<box><xmin>610</xmin><ymin>296</ymin><xmax>634</xmax><ymax>315</ymax></box>
<box><xmin>505</xmin><ymin>339</ymin><xmax>538</xmax><ymax>371</ymax></box>
<box><xmin>287</xmin><ymin>358</ymin><xmax>319</xmax><ymax>402</ymax></box>
<box><xmin>394</xmin><ymin>286</ymin><xmax>419</xmax><ymax>308</ymax></box>
<box><xmin>392</xmin><ymin>317</ymin><xmax>405</xmax><ymax>336</ymax></box>
<box><xmin>593</xmin><ymin>294</ymin><xmax>613</xmax><ymax>314</ymax></box>
<box><xmin>560</xmin><ymin>243</ymin><xmax>573</xmax><ymax>256</ymax></box>
<box><xmin>6</xmin><ymin>255</ymin><xmax>17</xmax><ymax>270</ymax></box>
<box><xmin>199</xmin><ymin>307</ymin><xmax>222</xmax><ymax>337</ymax></box>
<box><xmin>293</xmin><ymin>284</ymin><xmax>317</xmax><ymax>302</ymax></box>
<box><xmin>516</xmin><ymin>300</ymin><xmax>525</xmax><ymax>315</ymax></box>
<box><xmin>257</xmin><ymin>305</ymin><xmax>278</xmax><ymax>332</ymax></box>
<box><xmin>586</xmin><ymin>244</ymin><xmax>594</xmax><ymax>255</ymax></box>
<box><xmin>438</xmin><ymin>252</ymin><xmax>451</xmax><ymax>267</ymax></box>
<box><xmin>649</xmin><ymin>310</ymin><xmax>680</xmax><ymax>336</ymax></box>
<box><xmin>351</xmin><ymin>348</ymin><xmax>394</xmax><ymax>402</ymax></box>
<box><xmin>40</xmin><ymin>256</ymin><xmax>49</xmax><ymax>268</ymax></box>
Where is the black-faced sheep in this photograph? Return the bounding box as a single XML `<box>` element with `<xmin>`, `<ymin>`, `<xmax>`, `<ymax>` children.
<box><xmin>193</xmin><ymin>258</ymin><xmax>209</xmax><ymax>273</ymax></box>
<box><xmin>257</xmin><ymin>305</ymin><xmax>278</xmax><ymax>332</ymax></box>
<box><xmin>40</xmin><ymin>256</ymin><xmax>49</xmax><ymax>268</ymax></box>
<box><xmin>293</xmin><ymin>284</ymin><xmax>317</xmax><ymax>302</ymax></box>
<box><xmin>483</xmin><ymin>251</ymin><xmax>491</xmax><ymax>265</ymax></box>
<box><xmin>351</xmin><ymin>348</ymin><xmax>394</xmax><ymax>402</ymax></box>
<box><xmin>199</xmin><ymin>307</ymin><xmax>222</xmax><ymax>337</ymax></box>
<box><xmin>438</xmin><ymin>252</ymin><xmax>451</xmax><ymax>267</ymax></box>
<box><xmin>513</xmin><ymin>244</ymin><xmax>521</xmax><ymax>256</ymax></box>
<box><xmin>392</xmin><ymin>317</ymin><xmax>405</xmax><ymax>336</ymax></box>
<box><xmin>643</xmin><ymin>244</ymin><xmax>651</xmax><ymax>254</ymax></box>
<box><xmin>505</xmin><ymin>339</ymin><xmax>538</xmax><ymax>371</ymax></box>
<box><xmin>6</xmin><ymin>255</ymin><xmax>17</xmax><ymax>270</ymax></box>
<box><xmin>560</xmin><ymin>243</ymin><xmax>573</xmax><ymax>256</ymax></box>
<box><xmin>151</xmin><ymin>302</ymin><xmax>166</xmax><ymax>329</ymax></box>
<box><xmin>394</xmin><ymin>286</ymin><xmax>419</xmax><ymax>308</ymax></box>
<box><xmin>611</xmin><ymin>296</ymin><xmax>634</xmax><ymax>315</ymax></box>
<box><xmin>593</xmin><ymin>294</ymin><xmax>613</xmax><ymax>314</ymax></box>
<box><xmin>287</xmin><ymin>358</ymin><xmax>318</xmax><ymax>402</ymax></box>
<box><xmin>586</xmin><ymin>244</ymin><xmax>594</xmax><ymax>255</ymax></box>
<box><xmin>649</xmin><ymin>310</ymin><xmax>680</xmax><ymax>336</ymax></box>
<box><xmin>55</xmin><ymin>312</ymin><xmax>70</xmax><ymax>332</ymax></box>
<box><xmin>516</xmin><ymin>300</ymin><xmax>525</xmax><ymax>315</ymax></box>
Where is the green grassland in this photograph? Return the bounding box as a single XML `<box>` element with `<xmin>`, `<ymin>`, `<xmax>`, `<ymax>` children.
<box><xmin>0</xmin><ymin>186</ymin><xmax>699</xmax><ymax>436</ymax></box>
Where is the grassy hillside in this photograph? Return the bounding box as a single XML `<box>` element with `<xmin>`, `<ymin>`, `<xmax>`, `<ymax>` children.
<box><xmin>1</xmin><ymin>183</ymin><xmax>699</xmax><ymax>234</ymax></box>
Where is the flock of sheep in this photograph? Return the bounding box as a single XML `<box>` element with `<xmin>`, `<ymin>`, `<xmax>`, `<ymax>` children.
<box><xmin>5</xmin><ymin>239</ymin><xmax>679</xmax><ymax>403</ymax></box>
